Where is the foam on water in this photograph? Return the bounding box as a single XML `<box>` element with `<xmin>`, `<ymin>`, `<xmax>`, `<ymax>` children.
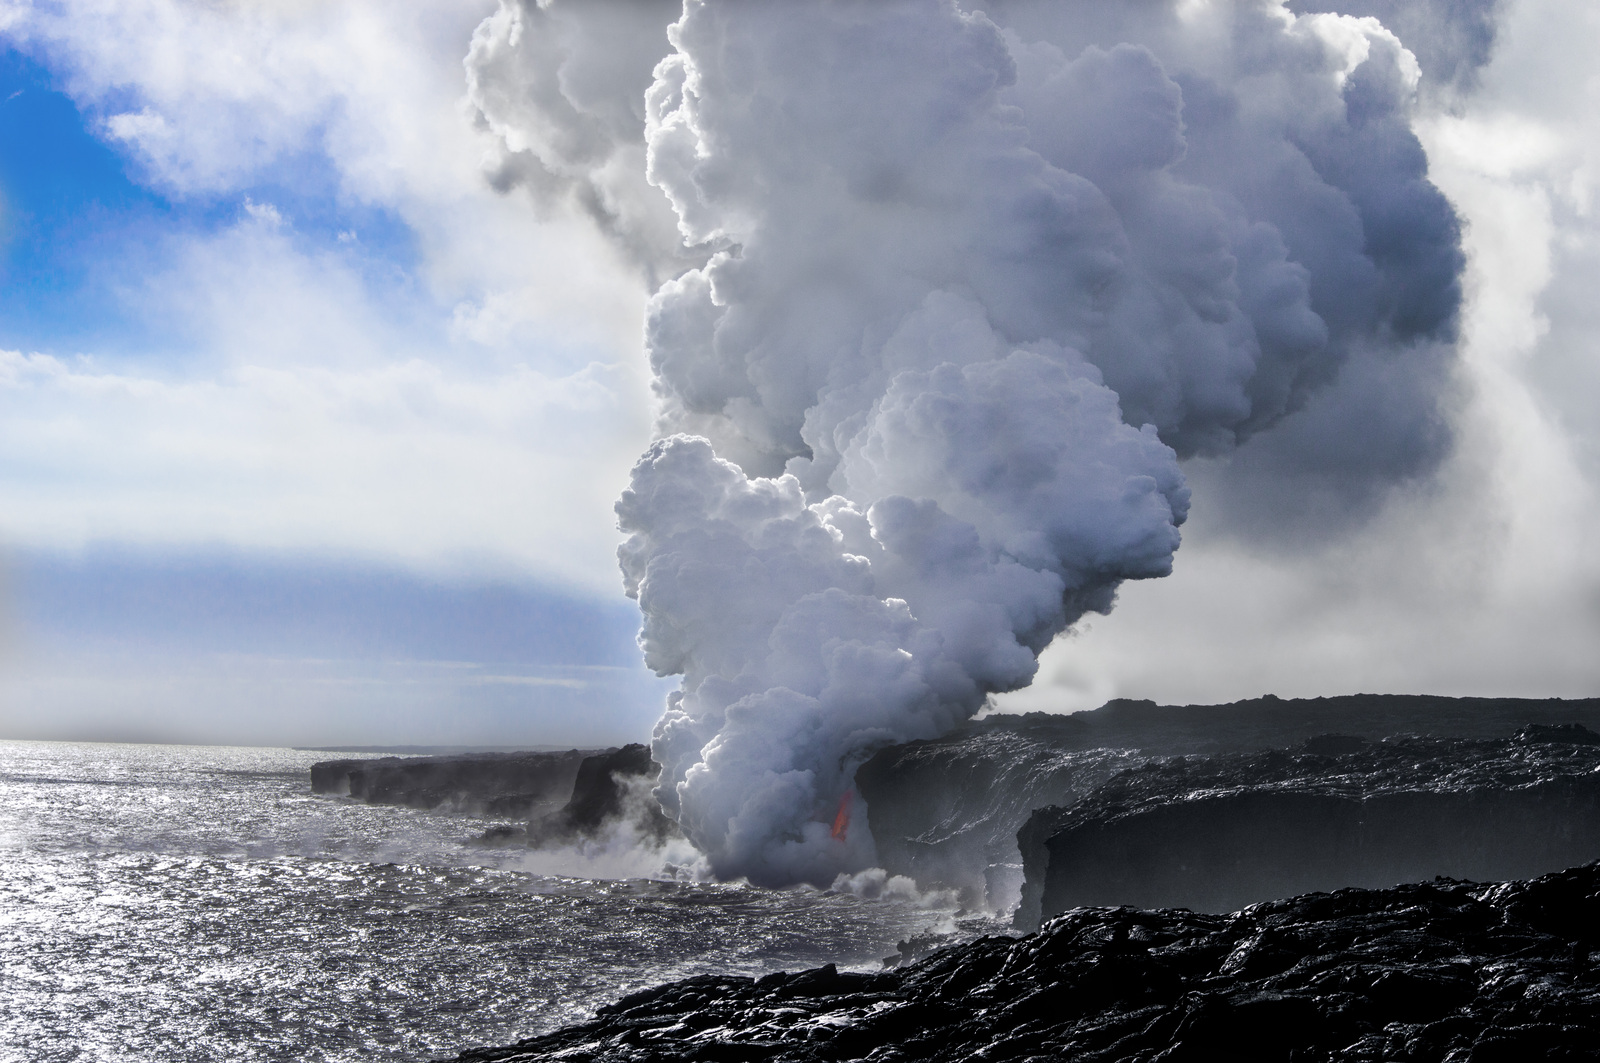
<box><xmin>0</xmin><ymin>741</ymin><xmax>985</xmax><ymax>1062</ymax></box>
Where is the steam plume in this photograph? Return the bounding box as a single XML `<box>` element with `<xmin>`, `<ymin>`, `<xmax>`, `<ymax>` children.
<box><xmin>474</xmin><ymin>0</ymin><xmax>1464</xmax><ymax>886</ymax></box>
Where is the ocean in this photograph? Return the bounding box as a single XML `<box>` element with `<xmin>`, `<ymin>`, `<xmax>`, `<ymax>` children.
<box><xmin>0</xmin><ymin>740</ymin><xmax>985</xmax><ymax>1062</ymax></box>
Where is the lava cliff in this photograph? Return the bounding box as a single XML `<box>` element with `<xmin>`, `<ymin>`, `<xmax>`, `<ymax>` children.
<box><xmin>858</xmin><ymin>695</ymin><xmax>1600</xmax><ymax>911</ymax></box>
<box><xmin>309</xmin><ymin>748</ymin><xmax>598</xmax><ymax>818</ymax></box>
<box><xmin>1017</xmin><ymin>725</ymin><xmax>1600</xmax><ymax>930</ymax></box>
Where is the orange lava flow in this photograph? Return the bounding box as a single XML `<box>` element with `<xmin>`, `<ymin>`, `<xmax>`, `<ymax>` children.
<box><xmin>831</xmin><ymin>790</ymin><xmax>854</xmax><ymax>841</ymax></box>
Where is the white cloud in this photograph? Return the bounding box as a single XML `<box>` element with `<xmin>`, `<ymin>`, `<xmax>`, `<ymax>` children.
<box><xmin>4</xmin><ymin>0</ymin><xmax>663</xmax><ymax>337</ymax></box>
<box><xmin>0</xmin><ymin>652</ymin><xmax>668</xmax><ymax>746</ymax></box>
<box><xmin>0</xmin><ymin>344</ymin><xmax>647</xmax><ymax>591</ymax></box>
<box><xmin>471</xmin><ymin>674</ymin><xmax>588</xmax><ymax>688</ymax></box>
<box><xmin>996</xmin><ymin>0</ymin><xmax>1600</xmax><ymax>713</ymax></box>
<box><xmin>10</xmin><ymin>0</ymin><xmax>481</xmax><ymax>196</ymax></box>
<box><xmin>0</xmin><ymin>0</ymin><xmax>658</xmax><ymax>592</ymax></box>
<box><xmin>2</xmin><ymin>0</ymin><xmax>1597</xmax><ymax>757</ymax></box>
<box><xmin>0</xmin><ymin>206</ymin><xmax>655</xmax><ymax>592</ymax></box>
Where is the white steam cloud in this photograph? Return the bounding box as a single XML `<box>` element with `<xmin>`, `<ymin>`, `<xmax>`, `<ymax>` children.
<box><xmin>473</xmin><ymin>0</ymin><xmax>1465</xmax><ymax>886</ymax></box>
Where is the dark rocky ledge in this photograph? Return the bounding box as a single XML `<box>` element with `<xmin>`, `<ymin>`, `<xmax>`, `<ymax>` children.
<box><xmin>451</xmin><ymin>861</ymin><xmax>1600</xmax><ymax>1062</ymax></box>
<box><xmin>859</xmin><ymin>695</ymin><xmax>1600</xmax><ymax>911</ymax></box>
<box><xmin>1017</xmin><ymin>725</ymin><xmax>1600</xmax><ymax>929</ymax></box>
<box><xmin>491</xmin><ymin>744</ymin><xmax>683</xmax><ymax>847</ymax></box>
<box><xmin>914</xmin><ymin>694</ymin><xmax>1600</xmax><ymax>759</ymax></box>
<box><xmin>309</xmin><ymin>748</ymin><xmax>599</xmax><ymax>818</ymax></box>
<box><xmin>311</xmin><ymin>743</ymin><xmax>683</xmax><ymax>849</ymax></box>
<box><xmin>858</xmin><ymin>734</ymin><xmax>1141</xmax><ymax>910</ymax></box>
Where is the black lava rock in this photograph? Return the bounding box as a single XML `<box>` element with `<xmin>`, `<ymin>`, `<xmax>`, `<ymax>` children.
<box><xmin>1018</xmin><ymin>728</ymin><xmax>1600</xmax><ymax>928</ymax></box>
<box><xmin>309</xmin><ymin>749</ymin><xmax>597</xmax><ymax>817</ymax></box>
<box><xmin>528</xmin><ymin>744</ymin><xmax>682</xmax><ymax>846</ymax></box>
<box><xmin>452</xmin><ymin>862</ymin><xmax>1600</xmax><ymax>1062</ymax></box>
<box><xmin>858</xmin><ymin>695</ymin><xmax>1600</xmax><ymax>911</ymax></box>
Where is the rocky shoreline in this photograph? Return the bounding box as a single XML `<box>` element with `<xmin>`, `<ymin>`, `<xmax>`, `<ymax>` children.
<box><xmin>450</xmin><ymin>861</ymin><xmax>1600</xmax><ymax>1062</ymax></box>
<box><xmin>306</xmin><ymin>696</ymin><xmax>1600</xmax><ymax>1060</ymax></box>
<box><xmin>309</xmin><ymin>748</ymin><xmax>599</xmax><ymax>818</ymax></box>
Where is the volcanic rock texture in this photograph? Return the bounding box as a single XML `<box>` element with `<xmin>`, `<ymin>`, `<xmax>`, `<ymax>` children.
<box><xmin>312</xmin><ymin>745</ymin><xmax>682</xmax><ymax>849</ymax></box>
<box><xmin>309</xmin><ymin>749</ymin><xmax>596</xmax><ymax>818</ymax></box>
<box><xmin>1018</xmin><ymin>725</ymin><xmax>1600</xmax><ymax>929</ymax></box>
<box><xmin>858</xmin><ymin>695</ymin><xmax>1600</xmax><ymax>911</ymax></box>
<box><xmin>857</xmin><ymin>730</ymin><xmax>1141</xmax><ymax>910</ymax></box>
<box><xmin>451</xmin><ymin>862</ymin><xmax>1600</xmax><ymax>1063</ymax></box>
<box><xmin>527</xmin><ymin>744</ymin><xmax>681</xmax><ymax>846</ymax></box>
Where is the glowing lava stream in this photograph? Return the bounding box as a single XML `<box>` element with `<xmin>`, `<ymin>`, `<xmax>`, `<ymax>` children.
<box><xmin>831</xmin><ymin>791</ymin><xmax>854</xmax><ymax>843</ymax></box>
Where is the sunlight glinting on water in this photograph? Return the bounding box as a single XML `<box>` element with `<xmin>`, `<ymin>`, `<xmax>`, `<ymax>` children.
<box><xmin>0</xmin><ymin>741</ymin><xmax>985</xmax><ymax>1063</ymax></box>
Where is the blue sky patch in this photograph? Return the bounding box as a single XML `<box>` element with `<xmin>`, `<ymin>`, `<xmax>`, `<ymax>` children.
<box><xmin>0</xmin><ymin>47</ymin><xmax>422</xmax><ymax>364</ymax></box>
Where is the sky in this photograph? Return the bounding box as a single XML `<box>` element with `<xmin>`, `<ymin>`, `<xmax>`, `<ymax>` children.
<box><xmin>0</xmin><ymin>0</ymin><xmax>1595</xmax><ymax>749</ymax></box>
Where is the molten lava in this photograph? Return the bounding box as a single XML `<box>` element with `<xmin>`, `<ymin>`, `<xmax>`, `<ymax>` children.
<box><xmin>831</xmin><ymin>790</ymin><xmax>853</xmax><ymax>841</ymax></box>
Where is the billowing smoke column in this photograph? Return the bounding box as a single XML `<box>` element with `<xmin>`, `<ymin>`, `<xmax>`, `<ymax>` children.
<box><xmin>471</xmin><ymin>0</ymin><xmax>1463</xmax><ymax>887</ymax></box>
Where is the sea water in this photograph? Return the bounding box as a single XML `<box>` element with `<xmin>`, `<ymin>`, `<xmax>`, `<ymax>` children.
<box><xmin>0</xmin><ymin>740</ymin><xmax>983</xmax><ymax>1063</ymax></box>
